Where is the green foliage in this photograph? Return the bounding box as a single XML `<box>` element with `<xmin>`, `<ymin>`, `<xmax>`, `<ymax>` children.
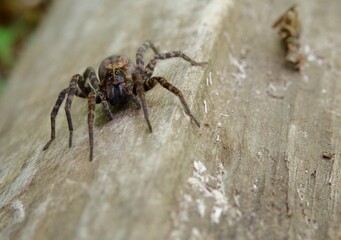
<box><xmin>0</xmin><ymin>25</ymin><xmax>17</xmax><ymax>67</ymax></box>
<box><xmin>0</xmin><ymin>21</ymin><xmax>31</xmax><ymax>96</ymax></box>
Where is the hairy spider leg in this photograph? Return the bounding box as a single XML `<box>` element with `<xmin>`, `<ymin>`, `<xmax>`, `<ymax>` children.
<box><xmin>149</xmin><ymin>76</ymin><xmax>200</xmax><ymax>127</ymax></box>
<box><xmin>136</xmin><ymin>40</ymin><xmax>160</xmax><ymax>69</ymax></box>
<box><xmin>87</xmin><ymin>91</ymin><xmax>96</xmax><ymax>161</ymax></box>
<box><xmin>83</xmin><ymin>67</ymin><xmax>114</xmax><ymax>120</ymax></box>
<box><xmin>65</xmin><ymin>74</ymin><xmax>81</xmax><ymax>148</ymax></box>
<box><xmin>43</xmin><ymin>75</ymin><xmax>86</xmax><ymax>151</ymax></box>
<box><xmin>43</xmin><ymin>66</ymin><xmax>117</xmax><ymax>160</ymax></box>
<box><xmin>43</xmin><ymin>88</ymin><xmax>68</xmax><ymax>150</ymax></box>
<box><xmin>139</xmin><ymin>51</ymin><xmax>207</xmax><ymax>127</ymax></box>
<box><xmin>83</xmin><ymin>67</ymin><xmax>117</xmax><ymax>161</ymax></box>
<box><xmin>144</xmin><ymin>51</ymin><xmax>207</xmax><ymax>79</ymax></box>
<box><xmin>132</xmin><ymin>70</ymin><xmax>152</xmax><ymax>132</ymax></box>
<box><xmin>133</xmin><ymin>40</ymin><xmax>160</xmax><ymax>132</ymax></box>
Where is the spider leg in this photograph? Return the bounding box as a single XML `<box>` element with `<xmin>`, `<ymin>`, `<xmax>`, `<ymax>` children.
<box><xmin>43</xmin><ymin>88</ymin><xmax>68</xmax><ymax>150</ymax></box>
<box><xmin>43</xmin><ymin>73</ymin><xmax>87</xmax><ymax>151</ymax></box>
<box><xmin>144</xmin><ymin>51</ymin><xmax>207</xmax><ymax>79</ymax></box>
<box><xmin>136</xmin><ymin>40</ymin><xmax>160</xmax><ymax>70</ymax></box>
<box><xmin>132</xmin><ymin>71</ymin><xmax>152</xmax><ymax>132</ymax></box>
<box><xmin>82</xmin><ymin>67</ymin><xmax>114</xmax><ymax>120</ymax></box>
<box><xmin>80</xmin><ymin>67</ymin><xmax>99</xmax><ymax>94</ymax></box>
<box><xmin>82</xmin><ymin>66</ymin><xmax>116</xmax><ymax>160</ymax></box>
<box><xmin>98</xmin><ymin>91</ymin><xmax>114</xmax><ymax>120</ymax></box>
<box><xmin>88</xmin><ymin>92</ymin><xmax>96</xmax><ymax>161</ymax></box>
<box><xmin>64</xmin><ymin>74</ymin><xmax>82</xmax><ymax>148</ymax></box>
<box><xmin>150</xmin><ymin>76</ymin><xmax>200</xmax><ymax>128</ymax></box>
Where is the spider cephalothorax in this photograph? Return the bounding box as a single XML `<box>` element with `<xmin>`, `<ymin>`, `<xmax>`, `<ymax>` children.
<box><xmin>43</xmin><ymin>41</ymin><xmax>207</xmax><ymax>160</ymax></box>
<box><xmin>98</xmin><ymin>55</ymin><xmax>135</xmax><ymax>106</ymax></box>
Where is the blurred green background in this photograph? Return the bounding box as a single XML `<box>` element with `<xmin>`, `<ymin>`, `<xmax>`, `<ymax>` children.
<box><xmin>0</xmin><ymin>0</ymin><xmax>52</xmax><ymax>95</ymax></box>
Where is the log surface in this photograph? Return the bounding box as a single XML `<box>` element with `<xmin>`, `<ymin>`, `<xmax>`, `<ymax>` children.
<box><xmin>0</xmin><ymin>0</ymin><xmax>340</xmax><ymax>239</ymax></box>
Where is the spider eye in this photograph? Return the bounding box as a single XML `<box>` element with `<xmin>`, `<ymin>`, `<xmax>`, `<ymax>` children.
<box><xmin>114</xmin><ymin>69</ymin><xmax>120</xmax><ymax>76</ymax></box>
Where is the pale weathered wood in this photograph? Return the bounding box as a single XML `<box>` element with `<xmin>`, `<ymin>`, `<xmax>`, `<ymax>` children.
<box><xmin>0</xmin><ymin>0</ymin><xmax>341</xmax><ymax>239</ymax></box>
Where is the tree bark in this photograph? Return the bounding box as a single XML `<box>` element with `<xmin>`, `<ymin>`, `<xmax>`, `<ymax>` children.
<box><xmin>0</xmin><ymin>0</ymin><xmax>341</xmax><ymax>239</ymax></box>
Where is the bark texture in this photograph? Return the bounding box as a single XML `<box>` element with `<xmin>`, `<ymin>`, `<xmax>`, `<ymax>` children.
<box><xmin>0</xmin><ymin>0</ymin><xmax>341</xmax><ymax>239</ymax></box>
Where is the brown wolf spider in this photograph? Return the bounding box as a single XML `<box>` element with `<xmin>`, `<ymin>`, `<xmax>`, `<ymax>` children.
<box><xmin>43</xmin><ymin>40</ymin><xmax>207</xmax><ymax>161</ymax></box>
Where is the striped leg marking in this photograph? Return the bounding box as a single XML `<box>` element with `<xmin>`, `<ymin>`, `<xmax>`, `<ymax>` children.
<box><xmin>136</xmin><ymin>40</ymin><xmax>160</xmax><ymax>70</ymax></box>
<box><xmin>133</xmin><ymin>71</ymin><xmax>152</xmax><ymax>132</ymax></box>
<box><xmin>88</xmin><ymin>92</ymin><xmax>96</xmax><ymax>161</ymax></box>
<box><xmin>152</xmin><ymin>76</ymin><xmax>200</xmax><ymax>127</ymax></box>
<box><xmin>43</xmin><ymin>88</ymin><xmax>69</xmax><ymax>150</ymax></box>
<box><xmin>144</xmin><ymin>51</ymin><xmax>207</xmax><ymax>79</ymax></box>
<box><xmin>65</xmin><ymin>74</ymin><xmax>82</xmax><ymax>148</ymax></box>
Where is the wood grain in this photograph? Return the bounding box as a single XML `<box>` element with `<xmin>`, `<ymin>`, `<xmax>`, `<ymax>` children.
<box><xmin>0</xmin><ymin>0</ymin><xmax>340</xmax><ymax>239</ymax></box>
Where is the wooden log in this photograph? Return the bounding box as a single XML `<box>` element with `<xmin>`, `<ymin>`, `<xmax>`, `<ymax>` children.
<box><xmin>0</xmin><ymin>0</ymin><xmax>340</xmax><ymax>239</ymax></box>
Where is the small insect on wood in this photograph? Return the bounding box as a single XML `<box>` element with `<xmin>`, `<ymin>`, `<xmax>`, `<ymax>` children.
<box><xmin>273</xmin><ymin>4</ymin><xmax>302</xmax><ymax>71</ymax></box>
<box><xmin>43</xmin><ymin>41</ymin><xmax>207</xmax><ymax>161</ymax></box>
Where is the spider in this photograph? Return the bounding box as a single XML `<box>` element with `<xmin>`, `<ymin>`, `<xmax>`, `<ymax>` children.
<box><xmin>43</xmin><ymin>40</ymin><xmax>207</xmax><ymax>161</ymax></box>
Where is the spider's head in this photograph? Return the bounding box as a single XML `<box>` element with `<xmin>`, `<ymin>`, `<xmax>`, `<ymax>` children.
<box><xmin>99</xmin><ymin>55</ymin><xmax>135</xmax><ymax>106</ymax></box>
<box><xmin>105</xmin><ymin>67</ymin><xmax>130</xmax><ymax>105</ymax></box>
<box><xmin>108</xmin><ymin>67</ymin><xmax>126</xmax><ymax>85</ymax></box>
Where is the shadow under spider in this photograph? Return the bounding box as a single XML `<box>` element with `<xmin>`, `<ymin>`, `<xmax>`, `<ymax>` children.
<box><xmin>94</xmin><ymin>103</ymin><xmax>136</xmax><ymax>127</ymax></box>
